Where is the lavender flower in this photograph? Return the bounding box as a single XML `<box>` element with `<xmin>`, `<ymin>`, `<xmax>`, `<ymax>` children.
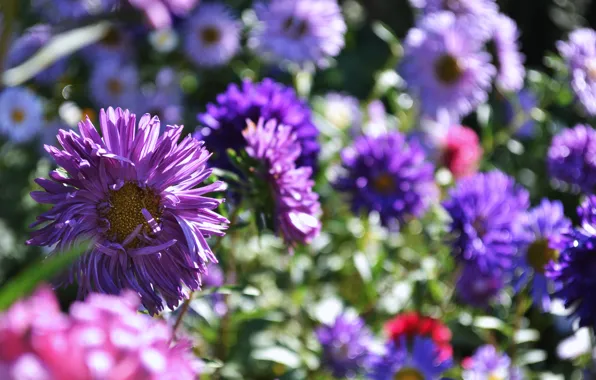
<box><xmin>516</xmin><ymin>199</ymin><xmax>571</xmax><ymax>311</ymax></box>
<box><xmin>399</xmin><ymin>12</ymin><xmax>495</xmax><ymax>121</ymax></box>
<box><xmin>368</xmin><ymin>337</ymin><xmax>452</xmax><ymax>380</ymax></box>
<box><xmin>127</xmin><ymin>0</ymin><xmax>200</xmax><ymax>29</ymax></box>
<box><xmin>316</xmin><ymin>314</ymin><xmax>373</xmax><ymax>378</ymax></box>
<box><xmin>28</xmin><ymin>107</ymin><xmax>229</xmax><ymax>314</ymax></box>
<box><xmin>183</xmin><ymin>3</ymin><xmax>241</xmax><ymax>67</ymax></box>
<box><xmin>89</xmin><ymin>60</ymin><xmax>140</xmax><ymax>111</ymax></box>
<box><xmin>250</xmin><ymin>0</ymin><xmax>346</xmax><ymax>68</ymax></box>
<box><xmin>0</xmin><ymin>87</ymin><xmax>43</xmax><ymax>143</ymax></box>
<box><xmin>557</xmin><ymin>28</ymin><xmax>596</xmax><ymax>115</ymax></box>
<box><xmin>456</xmin><ymin>263</ymin><xmax>504</xmax><ymax>308</ymax></box>
<box><xmin>442</xmin><ymin>171</ymin><xmax>530</xmax><ymax>273</ymax></box>
<box><xmin>334</xmin><ymin>132</ymin><xmax>437</xmax><ymax>229</ymax></box>
<box><xmin>547</xmin><ymin>124</ymin><xmax>596</xmax><ymax>192</ymax></box>
<box><xmin>32</xmin><ymin>0</ymin><xmax>117</xmax><ymax>22</ymax></box>
<box><xmin>547</xmin><ymin>196</ymin><xmax>596</xmax><ymax>328</ymax></box>
<box><xmin>490</xmin><ymin>14</ymin><xmax>525</xmax><ymax>92</ymax></box>
<box><xmin>7</xmin><ymin>25</ymin><xmax>68</xmax><ymax>85</ymax></box>
<box><xmin>141</xmin><ymin>67</ymin><xmax>183</xmax><ymax>125</ymax></box>
<box><xmin>83</xmin><ymin>26</ymin><xmax>135</xmax><ymax>63</ymax></box>
<box><xmin>195</xmin><ymin>78</ymin><xmax>319</xmax><ymax>171</ymax></box>
<box><xmin>505</xmin><ymin>89</ymin><xmax>538</xmax><ymax>139</ymax></box>
<box><xmin>463</xmin><ymin>345</ymin><xmax>524</xmax><ymax>380</ymax></box>
<box><xmin>243</xmin><ymin>118</ymin><xmax>321</xmax><ymax>248</ymax></box>
<box><xmin>420</xmin><ymin>0</ymin><xmax>498</xmax><ymax>19</ymax></box>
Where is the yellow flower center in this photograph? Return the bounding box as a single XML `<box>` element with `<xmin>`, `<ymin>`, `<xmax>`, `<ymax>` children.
<box><xmin>394</xmin><ymin>367</ymin><xmax>424</xmax><ymax>380</ymax></box>
<box><xmin>200</xmin><ymin>26</ymin><xmax>221</xmax><ymax>45</ymax></box>
<box><xmin>434</xmin><ymin>54</ymin><xmax>463</xmax><ymax>84</ymax></box>
<box><xmin>107</xmin><ymin>79</ymin><xmax>123</xmax><ymax>95</ymax></box>
<box><xmin>488</xmin><ymin>374</ymin><xmax>504</xmax><ymax>380</ymax></box>
<box><xmin>527</xmin><ymin>239</ymin><xmax>559</xmax><ymax>274</ymax></box>
<box><xmin>282</xmin><ymin>16</ymin><xmax>308</xmax><ymax>39</ymax></box>
<box><xmin>373</xmin><ymin>173</ymin><xmax>396</xmax><ymax>194</ymax></box>
<box><xmin>11</xmin><ymin>108</ymin><xmax>25</xmax><ymax>124</ymax></box>
<box><xmin>105</xmin><ymin>182</ymin><xmax>161</xmax><ymax>245</ymax></box>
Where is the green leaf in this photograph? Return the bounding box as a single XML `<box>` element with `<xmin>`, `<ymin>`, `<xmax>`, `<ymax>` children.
<box><xmin>0</xmin><ymin>241</ymin><xmax>89</xmax><ymax>310</ymax></box>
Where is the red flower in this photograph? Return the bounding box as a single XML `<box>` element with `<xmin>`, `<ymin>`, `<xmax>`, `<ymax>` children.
<box><xmin>384</xmin><ymin>311</ymin><xmax>453</xmax><ymax>360</ymax></box>
<box><xmin>441</xmin><ymin>125</ymin><xmax>483</xmax><ymax>179</ymax></box>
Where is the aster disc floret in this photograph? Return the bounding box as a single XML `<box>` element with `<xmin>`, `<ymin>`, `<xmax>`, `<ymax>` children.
<box><xmin>183</xmin><ymin>3</ymin><xmax>241</xmax><ymax>68</ymax></box>
<box><xmin>316</xmin><ymin>313</ymin><xmax>374</xmax><ymax>378</ymax></box>
<box><xmin>368</xmin><ymin>337</ymin><xmax>452</xmax><ymax>380</ymax></box>
<box><xmin>0</xmin><ymin>287</ymin><xmax>198</xmax><ymax>380</ymax></box>
<box><xmin>28</xmin><ymin>107</ymin><xmax>229</xmax><ymax>314</ymax></box>
<box><xmin>400</xmin><ymin>11</ymin><xmax>495</xmax><ymax>121</ymax></box>
<box><xmin>196</xmin><ymin>78</ymin><xmax>319</xmax><ymax>171</ymax></box>
<box><xmin>547</xmin><ymin>195</ymin><xmax>596</xmax><ymax>328</ymax></box>
<box><xmin>334</xmin><ymin>131</ymin><xmax>437</xmax><ymax>229</ymax></box>
<box><xmin>462</xmin><ymin>345</ymin><xmax>524</xmax><ymax>380</ymax></box>
<box><xmin>442</xmin><ymin>170</ymin><xmax>530</xmax><ymax>273</ymax></box>
<box><xmin>516</xmin><ymin>199</ymin><xmax>571</xmax><ymax>311</ymax></box>
<box><xmin>557</xmin><ymin>28</ymin><xmax>596</xmax><ymax>115</ymax></box>
<box><xmin>547</xmin><ymin>124</ymin><xmax>596</xmax><ymax>192</ymax></box>
<box><xmin>243</xmin><ymin>118</ymin><xmax>321</xmax><ymax>248</ymax></box>
<box><xmin>250</xmin><ymin>0</ymin><xmax>346</xmax><ymax>68</ymax></box>
<box><xmin>490</xmin><ymin>13</ymin><xmax>525</xmax><ymax>92</ymax></box>
<box><xmin>0</xmin><ymin>86</ymin><xmax>43</xmax><ymax>143</ymax></box>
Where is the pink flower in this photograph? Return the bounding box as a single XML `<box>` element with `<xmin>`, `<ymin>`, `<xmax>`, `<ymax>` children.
<box><xmin>441</xmin><ymin>125</ymin><xmax>483</xmax><ymax>179</ymax></box>
<box><xmin>128</xmin><ymin>0</ymin><xmax>200</xmax><ymax>29</ymax></box>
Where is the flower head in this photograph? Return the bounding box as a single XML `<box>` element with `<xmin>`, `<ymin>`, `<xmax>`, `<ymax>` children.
<box><xmin>368</xmin><ymin>337</ymin><xmax>452</xmax><ymax>380</ymax></box>
<box><xmin>243</xmin><ymin>118</ymin><xmax>321</xmax><ymax>248</ymax></box>
<box><xmin>83</xmin><ymin>26</ymin><xmax>135</xmax><ymax>63</ymax></box>
<box><xmin>505</xmin><ymin>89</ymin><xmax>538</xmax><ymax>139</ymax></box>
<box><xmin>440</xmin><ymin>125</ymin><xmax>483</xmax><ymax>179</ymax></box>
<box><xmin>0</xmin><ymin>287</ymin><xmax>198</xmax><ymax>380</ymax></box>
<box><xmin>462</xmin><ymin>345</ymin><xmax>524</xmax><ymax>380</ymax></box>
<box><xmin>516</xmin><ymin>199</ymin><xmax>571</xmax><ymax>311</ymax></box>
<box><xmin>334</xmin><ymin>131</ymin><xmax>437</xmax><ymax>229</ymax></box>
<box><xmin>420</xmin><ymin>0</ymin><xmax>498</xmax><ymax>19</ymax></box>
<box><xmin>195</xmin><ymin>78</ymin><xmax>319</xmax><ymax>171</ymax></box>
<box><xmin>489</xmin><ymin>14</ymin><xmax>525</xmax><ymax>92</ymax></box>
<box><xmin>316</xmin><ymin>313</ymin><xmax>374</xmax><ymax>378</ymax></box>
<box><xmin>183</xmin><ymin>3</ymin><xmax>240</xmax><ymax>67</ymax></box>
<box><xmin>384</xmin><ymin>312</ymin><xmax>452</xmax><ymax>361</ymax></box>
<box><xmin>28</xmin><ymin>107</ymin><xmax>229</xmax><ymax>314</ymax></box>
<box><xmin>557</xmin><ymin>28</ymin><xmax>596</xmax><ymax>115</ymax></box>
<box><xmin>89</xmin><ymin>60</ymin><xmax>140</xmax><ymax>112</ymax></box>
<box><xmin>547</xmin><ymin>124</ymin><xmax>596</xmax><ymax>192</ymax></box>
<box><xmin>0</xmin><ymin>87</ymin><xmax>43</xmax><ymax>143</ymax></box>
<box><xmin>7</xmin><ymin>25</ymin><xmax>68</xmax><ymax>85</ymax></box>
<box><xmin>127</xmin><ymin>0</ymin><xmax>200</xmax><ymax>29</ymax></box>
<box><xmin>32</xmin><ymin>0</ymin><xmax>117</xmax><ymax>21</ymax></box>
<box><xmin>250</xmin><ymin>0</ymin><xmax>346</xmax><ymax>68</ymax></box>
<box><xmin>547</xmin><ymin>195</ymin><xmax>596</xmax><ymax>328</ymax></box>
<box><xmin>442</xmin><ymin>170</ymin><xmax>530</xmax><ymax>273</ymax></box>
<box><xmin>456</xmin><ymin>263</ymin><xmax>504</xmax><ymax>308</ymax></box>
<box><xmin>400</xmin><ymin>12</ymin><xmax>495</xmax><ymax>121</ymax></box>
<box><xmin>141</xmin><ymin>67</ymin><xmax>183</xmax><ymax>125</ymax></box>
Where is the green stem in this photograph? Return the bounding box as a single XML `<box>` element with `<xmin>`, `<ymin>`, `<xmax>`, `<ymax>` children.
<box><xmin>0</xmin><ymin>0</ymin><xmax>18</xmax><ymax>82</ymax></box>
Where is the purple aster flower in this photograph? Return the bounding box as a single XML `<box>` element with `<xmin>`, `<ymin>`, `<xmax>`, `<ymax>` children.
<box><xmin>557</xmin><ymin>28</ymin><xmax>596</xmax><ymax>115</ymax></box>
<box><xmin>243</xmin><ymin>118</ymin><xmax>321</xmax><ymax>249</ymax></box>
<box><xmin>442</xmin><ymin>170</ymin><xmax>530</xmax><ymax>273</ymax></box>
<box><xmin>89</xmin><ymin>59</ymin><xmax>140</xmax><ymax>112</ymax></box>
<box><xmin>27</xmin><ymin>107</ymin><xmax>229</xmax><ymax>314</ymax></box>
<box><xmin>462</xmin><ymin>345</ymin><xmax>524</xmax><ymax>380</ymax></box>
<box><xmin>202</xmin><ymin>263</ymin><xmax>227</xmax><ymax>316</ymax></box>
<box><xmin>7</xmin><ymin>25</ymin><xmax>68</xmax><ymax>85</ymax></box>
<box><xmin>368</xmin><ymin>337</ymin><xmax>452</xmax><ymax>380</ymax></box>
<box><xmin>127</xmin><ymin>0</ymin><xmax>200</xmax><ymax>29</ymax></box>
<box><xmin>399</xmin><ymin>12</ymin><xmax>496</xmax><ymax>121</ymax></box>
<box><xmin>195</xmin><ymin>78</ymin><xmax>319</xmax><ymax>171</ymax></box>
<box><xmin>419</xmin><ymin>0</ymin><xmax>498</xmax><ymax>19</ymax></box>
<box><xmin>83</xmin><ymin>26</ymin><xmax>135</xmax><ymax>64</ymax></box>
<box><xmin>316</xmin><ymin>313</ymin><xmax>374</xmax><ymax>378</ymax></box>
<box><xmin>0</xmin><ymin>87</ymin><xmax>43</xmax><ymax>144</ymax></box>
<box><xmin>334</xmin><ymin>131</ymin><xmax>437</xmax><ymax>229</ymax></box>
<box><xmin>489</xmin><ymin>14</ymin><xmax>525</xmax><ymax>92</ymax></box>
<box><xmin>456</xmin><ymin>263</ymin><xmax>504</xmax><ymax>308</ymax></box>
<box><xmin>547</xmin><ymin>196</ymin><xmax>596</xmax><ymax>328</ymax></box>
<box><xmin>515</xmin><ymin>199</ymin><xmax>572</xmax><ymax>312</ymax></box>
<box><xmin>548</xmin><ymin>124</ymin><xmax>596</xmax><ymax>192</ymax></box>
<box><xmin>183</xmin><ymin>3</ymin><xmax>240</xmax><ymax>68</ymax></box>
<box><xmin>505</xmin><ymin>89</ymin><xmax>538</xmax><ymax>139</ymax></box>
<box><xmin>250</xmin><ymin>0</ymin><xmax>346</xmax><ymax>68</ymax></box>
<box><xmin>32</xmin><ymin>0</ymin><xmax>117</xmax><ymax>22</ymax></box>
<box><xmin>141</xmin><ymin>67</ymin><xmax>183</xmax><ymax>125</ymax></box>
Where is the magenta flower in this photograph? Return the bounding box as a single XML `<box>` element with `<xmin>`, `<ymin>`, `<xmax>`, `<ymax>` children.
<box><xmin>128</xmin><ymin>0</ymin><xmax>200</xmax><ymax>29</ymax></box>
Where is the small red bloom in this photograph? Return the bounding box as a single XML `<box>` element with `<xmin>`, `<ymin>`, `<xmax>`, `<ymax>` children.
<box><xmin>441</xmin><ymin>125</ymin><xmax>483</xmax><ymax>179</ymax></box>
<box><xmin>384</xmin><ymin>311</ymin><xmax>453</xmax><ymax>360</ymax></box>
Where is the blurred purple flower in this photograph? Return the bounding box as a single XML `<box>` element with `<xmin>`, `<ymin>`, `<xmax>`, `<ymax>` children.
<box><xmin>490</xmin><ymin>13</ymin><xmax>525</xmax><ymax>92</ymax></box>
<box><xmin>250</xmin><ymin>0</ymin><xmax>346</xmax><ymax>68</ymax></box>
<box><xmin>442</xmin><ymin>170</ymin><xmax>530</xmax><ymax>273</ymax></box>
<box><xmin>420</xmin><ymin>0</ymin><xmax>498</xmax><ymax>19</ymax></box>
<box><xmin>515</xmin><ymin>199</ymin><xmax>571</xmax><ymax>311</ymax></box>
<box><xmin>195</xmin><ymin>78</ymin><xmax>319</xmax><ymax>172</ymax></box>
<box><xmin>28</xmin><ymin>107</ymin><xmax>229</xmax><ymax>314</ymax></box>
<box><xmin>368</xmin><ymin>337</ymin><xmax>452</xmax><ymax>380</ymax></box>
<box><xmin>0</xmin><ymin>87</ymin><xmax>43</xmax><ymax>144</ymax></box>
<box><xmin>183</xmin><ymin>3</ymin><xmax>240</xmax><ymax>67</ymax></box>
<box><xmin>334</xmin><ymin>131</ymin><xmax>437</xmax><ymax>229</ymax></box>
<box><xmin>400</xmin><ymin>12</ymin><xmax>495</xmax><ymax>121</ymax></box>
<box><xmin>32</xmin><ymin>0</ymin><xmax>117</xmax><ymax>22</ymax></box>
<box><xmin>505</xmin><ymin>89</ymin><xmax>538</xmax><ymax>139</ymax></box>
<box><xmin>557</xmin><ymin>28</ymin><xmax>596</xmax><ymax>115</ymax></box>
<box><xmin>202</xmin><ymin>263</ymin><xmax>227</xmax><ymax>316</ymax></box>
<box><xmin>83</xmin><ymin>26</ymin><xmax>135</xmax><ymax>64</ymax></box>
<box><xmin>128</xmin><ymin>0</ymin><xmax>200</xmax><ymax>29</ymax></box>
<box><xmin>7</xmin><ymin>25</ymin><xmax>68</xmax><ymax>85</ymax></box>
<box><xmin>89</xmin><ymin>59</ymin><xmax>141</xmax><ymax>112</ymax></box>
<box><xmin>141</xmin><ymin>67</ymin><xmax>183</xmax><ymax>125</ymax></box>
<box><xmin>243</xmin><ymin>118</ymin><xmax>321</xmax><ymax>249</ymax></box>
<box><xmin>456</xmin><ymin>263</ymin><xmax>504</xmax><ymax>308</ymax></box>
<box><xmin>547</xmin><ymin>124</ymin><xmax>596</xmax><ymax>193</ymax></box>
<box><xmin>316</xmin><ymin>313</ymin><xmax>374</xmax><ymax>378</ymax></box>
<box><xmin>462</xmin><ymin>345</ymin><xmax>524</xmax><ymax>380</ymax></box>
